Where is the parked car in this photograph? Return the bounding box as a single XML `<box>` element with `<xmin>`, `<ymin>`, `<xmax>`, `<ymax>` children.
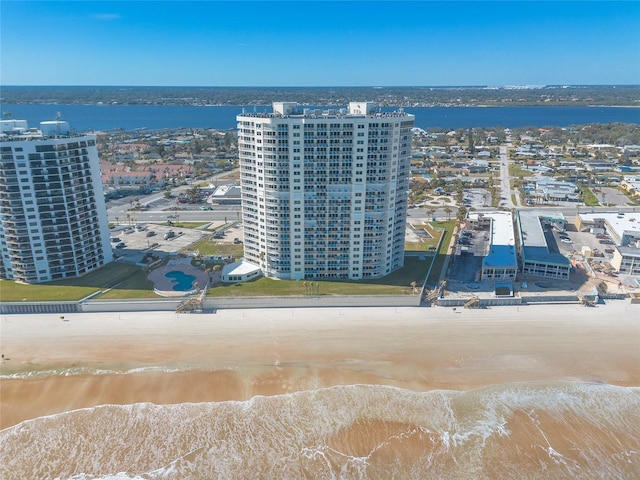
<box><xmin>599</xmin><ymin>239</ymin><xmax>614</xmax><ymax>245</ymax></box>
<box><xmin>146</xmin><ymin>231</ymin><xmax>156</xmax><ymax>237</ymax></box>
<box><xmin>110</xmin><ymin>237</ymin><xmax>120</xmax><ymax>243</ymax></box>
<box><xmin>560</xmin><ymin>238</ymin><xmax>573</xmax><ymax>244</ymax></box>
<box><xmin>164</xmin><ymin>231</ymin><xmax>175</xmax><ymax>240</ymax></box>
<box><xmin>115</xmin><ymin>242</ymin><xmax>126</xmax><ymax>249</ymax></box>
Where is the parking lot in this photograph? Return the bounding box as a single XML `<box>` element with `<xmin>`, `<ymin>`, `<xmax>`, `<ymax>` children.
<box><xmin>462</xmin><ymin>188</ymin><xmax>492</xmax><ymax>209</ymax></box>
<box><xmin>554</xmin><ymin>224</ymin><xmax>617</xmax><ymax>262</ymax></box>
<box><xmin>448</xmin><ymin>226</ymin><xmax>491</xmax><ymax>284</ymax></box>
<box><xmin>109</xmin><ymin>223</ymin><xmax>211</xmax><ymax>265</ymax></box>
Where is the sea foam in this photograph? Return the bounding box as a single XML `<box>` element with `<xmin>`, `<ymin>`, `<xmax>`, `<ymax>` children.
<box><xmin>1</xmin><ymin>382</ymin><xmax>639</xmax><ymax>479</ymax></box>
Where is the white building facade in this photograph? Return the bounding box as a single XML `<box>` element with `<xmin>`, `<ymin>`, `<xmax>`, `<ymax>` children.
<box><xmin>0</xmin><ymin>120</ymin><xmax>113</xmax><ymax>283</ymax></box>
<box><xmin>237</xmin><ymin>102</ymin><xmax>414</xmax><ymax>280</ymax></box>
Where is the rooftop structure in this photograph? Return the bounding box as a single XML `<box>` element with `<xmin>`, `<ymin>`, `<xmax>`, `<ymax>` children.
<box><xmin>576</xmin><ymin>212</ymin><xmax>640</xmax><ymax>247</ymax></box>
<box><xmin>237</xmin><ymin>101</ymin><xmax>414</xmax><ymax>281</ymax></box>
<box><xmin>210</xmin><ymin>184</ymin><xmax>241</xmax><ymax>204</ymax></box>
<box><xmin>0</xmin><ymin>120</ymin><xmax>112</xmax><ymax>283</ymax></box>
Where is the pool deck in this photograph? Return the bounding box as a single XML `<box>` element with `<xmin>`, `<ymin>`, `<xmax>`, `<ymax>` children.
<box><xmin>148</xmin><ymin>257</ymin><xmax>210</xmax><ymax>297</ymax></box>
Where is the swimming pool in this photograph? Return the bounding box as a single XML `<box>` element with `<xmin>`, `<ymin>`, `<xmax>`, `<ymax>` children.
<box><xmin>165</xmin><ymin>270</ymin><xmax>197</xmax><ymax>291</ymax></box>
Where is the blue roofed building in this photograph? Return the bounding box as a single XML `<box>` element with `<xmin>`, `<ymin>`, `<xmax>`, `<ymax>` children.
<box><xmin>468</xmin><ymin>211</ymin><xmax>518</xmax><ymax>282</ymax></box>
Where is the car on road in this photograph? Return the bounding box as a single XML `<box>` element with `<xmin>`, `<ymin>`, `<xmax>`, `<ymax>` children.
<box><xmin>199</xmin><ymin>205</ymin><xmax>212</xmax><ymax>210</ymax></box>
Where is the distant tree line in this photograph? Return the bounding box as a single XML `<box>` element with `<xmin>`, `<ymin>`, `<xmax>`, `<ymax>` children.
<box><xmin>2</xmin><ymin>85</ymin><xmax>639</xmax><ymax>107</ymax></box>
<box><xmin>511</xmin><ymin>123</ymin><xmax>640</xmax><ymax>146</ymax></box>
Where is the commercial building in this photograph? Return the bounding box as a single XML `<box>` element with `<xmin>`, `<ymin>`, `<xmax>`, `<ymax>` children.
<box><xmin>576</xmin><ymin>212</ymin><xmax>640</xmax><ymax>247</ymax></box>
<box><xmin>467</xmin><ymin>211</ymin><xmax>518</xmax><ymax>282</ymax></box>
<box><xmin>0</xmin><ymin>120</ymin><xmax>112</xmax><ymax>283</ymax></box>
<box><xmin>516</xmin><ymin>210</ymin><xmax>571</xmax><ymax>280</ymax></box>
<box><xmin>236</xmin><ymin>102</ymin><xmax>414</xmax><ymax>280</ymax></box>
<box><xmin>576</xmin><ymin>211</ymin><xmax>640</xmax><ymax>276</ymax></box>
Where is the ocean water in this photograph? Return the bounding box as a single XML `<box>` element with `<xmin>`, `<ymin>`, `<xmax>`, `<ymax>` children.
<box><xmin>1</xmin><ymin>104</ymin><xmax>638</xmax><ymax>131</ymax></box>
<box><xmin>1</xmin><ymin>381</ymin><xmax>639</xmax><ymax>479</ymax></box>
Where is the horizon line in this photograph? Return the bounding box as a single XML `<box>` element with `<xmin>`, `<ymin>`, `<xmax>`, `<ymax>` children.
<box><xmin>3</xmin><ymin>84</ymin><xmax>640</xmax><ymax>89</ymax></box>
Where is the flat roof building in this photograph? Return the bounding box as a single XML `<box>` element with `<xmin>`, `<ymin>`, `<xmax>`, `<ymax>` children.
<box><xmin>468</xmin><ymin>211</ymin><xmax>518</xmax><ymax>282</ymax></box>
<box><xmin>577</xmin><ymin>212</ymin><xmax>640</xmax><ymax>276</ymax></box>
<box><xmin>576</xmin><ymin>212</ymin><xmax>640</xmax><ymax>247</ymax></box>
<box><xmin>237</xmin><ymin>102</ymin><xmax>414</xmax><ymax>280</ymax></box>
<box><xmin>516</xmin><ymin>210</ymin><xmax>571</xmax><ymax>280</ymax></box>
<box><xmin>0</xmin><ymin>120</ymin><xmax>112</xmax><ymax>283</ymax></box>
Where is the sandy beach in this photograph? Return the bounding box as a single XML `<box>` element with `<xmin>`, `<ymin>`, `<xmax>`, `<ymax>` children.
<box><xmin>1</xmin><ymin>302</ymin><xmax>639</xmax><ymax>430</ymax></box>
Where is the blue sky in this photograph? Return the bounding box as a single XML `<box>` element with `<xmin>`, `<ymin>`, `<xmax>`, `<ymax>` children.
<box><xmin>1</xmin><ymin>1</ymin><xmax>639</xmax><ymax>86</ymax></box>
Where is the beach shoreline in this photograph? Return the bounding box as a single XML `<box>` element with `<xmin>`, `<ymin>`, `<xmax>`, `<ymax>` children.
<box><xmin>2</xmin><ymin>303</ymin><xmax>639</xmax><ymax>430</ymax></box>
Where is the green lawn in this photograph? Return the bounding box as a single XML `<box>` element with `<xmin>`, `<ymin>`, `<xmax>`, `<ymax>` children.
<box><xmin>579</xmin><ymin>185</ymin><xmax>600</xmax><ymax>206</ymax></box>
<box><xmin>186</xmin><ymin>236</ymin><xmax>244</xmax><ymax>257</ymax></box>
<box><xmin>1</xmin><ymin>222</ymin><xmax>453</xmax><ymax>301</ymax></box>
<box><xmin>207</xmin><ymin>256</ymin><xmax>430</xmax><ymax>297</ymax></box>
<box><xmin>405</xmin><ymin>222</ymin><xmax>443</xmax><ymax>252</ymax></box>
<box><xmin>509</xmin><ymin>164</ymin><xmax>535</xmax><ymax>178</ymax></box>
<box><xmin>168</xmin><ymin>222</ymin><xmax>210</xmax><ymax>229</ymax></box>
<box><xmin>425</xmin><ymin>220</ymin><xmax>455</xmax><ymax>286</ymax></box>
<box><xmin>0</xmin><ymin>262</ymin><xmax>145</xmax><ymax>302</ymax></box>
<box><xmin>95</xmin><ymin>269</ymin><xmax>160</xmax><ymax>299</ymax></box>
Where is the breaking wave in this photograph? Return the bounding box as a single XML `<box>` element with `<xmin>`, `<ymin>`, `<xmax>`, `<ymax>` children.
<box><xmin>2</xmin><ymin>382</ymin><xmax>639</xmax><ymax>479</ymax></box>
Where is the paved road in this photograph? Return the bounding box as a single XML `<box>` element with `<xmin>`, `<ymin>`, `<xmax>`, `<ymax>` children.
<box><xmin>498</xmin><ymin>145</ymin><xmax>516</xmax><ymax>209</ymax></box>
<box><xmin>106</xmin><ymin>170</ymin><xmax>241</xmax><ymax>225</ymax></box>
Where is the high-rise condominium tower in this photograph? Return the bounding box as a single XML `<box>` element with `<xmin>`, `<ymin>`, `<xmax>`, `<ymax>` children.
<box><xmin>237</xmin><ymin>102</ymin><xmax>414</xmax><ymax>280</ymax></box>
<box><xmin>0</xmin><ymin>120</ymin><xmax>113</xmax><ymax>283</ymax></box>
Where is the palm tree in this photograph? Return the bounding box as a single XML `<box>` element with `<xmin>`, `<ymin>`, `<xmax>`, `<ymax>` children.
<box><xmin>444</xmin><ymin>206</ymin><xmax>453</xmax><ymax>220</ymax></box>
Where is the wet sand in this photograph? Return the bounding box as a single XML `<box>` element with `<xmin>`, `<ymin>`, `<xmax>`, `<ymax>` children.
<box><xmin>1</xmin><ymin>303</ymin><xmax>639</xmax><ymax>430</ymax></box>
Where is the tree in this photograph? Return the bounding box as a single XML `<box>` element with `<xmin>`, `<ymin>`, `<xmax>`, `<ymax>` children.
<box><xmin>468</xmin><ymin>127</ymin><xmax>476</xmax><ymax>154</ymax></box>
<box><xmin>444</xmin><ymin>206</ymin><xmax>453</xmax><ymax>220</ymax></box>
<box><xmin>186</xmin><ymin>186</ymin><xmax>200</xmax><ymax>203</ymax></box>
